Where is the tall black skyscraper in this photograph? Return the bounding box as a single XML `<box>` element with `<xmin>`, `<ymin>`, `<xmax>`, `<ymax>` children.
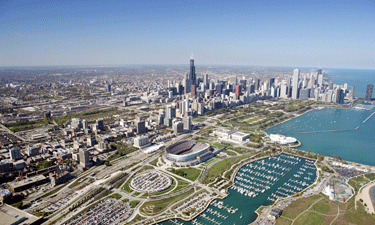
<box><xmin>190</xmin><ymin>59</ymin><xmax>196</xmax><ymax>84</ymax></box>
<box><xmin>365</xmin><ymin>84</ymin><xmax>373</xmax><ymax>101</ymax></box>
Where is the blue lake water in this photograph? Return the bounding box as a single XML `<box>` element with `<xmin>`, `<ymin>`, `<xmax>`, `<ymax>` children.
<box><xmin>266</xmin><ymin>107</ymin><xmax>375</xmax><ymax>165</ymax></box>
<box><xmin>326</xmin><ymin>68</ymin><xmax>375</xmax><ymax>98</ymax></box>
<box><xmin>158</xmin><ymin>154</ymin><xmax>316</xmax><ymax>225</ymax></box>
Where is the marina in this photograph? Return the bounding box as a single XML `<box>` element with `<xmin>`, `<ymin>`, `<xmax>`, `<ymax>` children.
<box><xmin>157</xmin><ymin>153</ymin><xmax>317</xmax><ymax>225</ymax></box>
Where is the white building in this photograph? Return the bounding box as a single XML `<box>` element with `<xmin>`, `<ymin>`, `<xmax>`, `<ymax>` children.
<box><xmin>134</xmin><ymin>136</ymin><xmax>151</xmax><ymax>149</ymax></box>
<box><xmin>214</xmin><ymin>128</ymin><xmax>250</xmax><ymax>142</ymax></box>
<box><xmin>269</xmin><ymin>134</ymin><xmax>297</xmax><ymax>145</ymax></box>
<box><xmin>292</xmin><ymin>69</ymin><xmax>300</xmax><ymax>99</ymax></box>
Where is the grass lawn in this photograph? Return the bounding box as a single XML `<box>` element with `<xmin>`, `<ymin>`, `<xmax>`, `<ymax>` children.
<box><xmin>125</xmin><ymin>214</ymin><xmax>145</xmax><ymax>225</ymax></box>
<box><xmin>203</xmin><ymin>154</ymin><xmax>254</xmax><ymax>184</ymax></box>
<box><xmin>139</xmin><ymin>189</ymin><xmax>194</xmax><ymax>216</ymax></box>
<box><xmin>311</xmin><ymin>201</ymin><xmax>331</xmax><ymax>214</ymax></box>
<box><xmin>294</xmin><ymin>212</ymin><xmax>324</xmax><ymax>225</ymax></box>
<box><xmin>348</xmin><ymin>175</ymin><xmax>368</xmax><ymax>193</ymax></box>
<box><xmin>122</xmin><ymin>179</ymin><xmax>132</xmax><ymax>193</ymax></box>
<box><xmin>280</xmin><ymin>195</ymin><xmax>322</xmax><ymax>219</ymax></box>
<box><xmin>150</xmin><ymin>158</ymin><xmax>159</xmax><ymax>166</ymax></box>
<box><xmin>172</xmin><ymin>168</ymin><xmax>202</xmax><ymax>181</ymax></box>
<box><xmin>109</xmin><ymin>193</ymin><xmax>122</xmax><ymax>200</ymax></box>
<box><xmin>130</xmin><ymin>200</ymin><xmax>140</xmax><ymax>208</ymax></box>
<box><xmin>275</xmin><ymin>217</ymin><xmax>292</xmax><ymax>225</ymax></box>
<box><xmin>222</xmin><ymin>150</ymin><xmax>237</xmax><ymax>156</ymax></box>
<box><xmin>365</xmin><ymin>173</ymin><xmax>375</xmax><ymax>181</ymax></box>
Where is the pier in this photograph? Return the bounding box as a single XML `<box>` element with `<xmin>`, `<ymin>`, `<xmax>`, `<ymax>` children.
<box><xmin>363</xmin><ymin>111</ymin><xmax>375</xmax><ymax>123</ymax></box>
<box><xmin>280</xmin><ymin>127</ymin><xmax>359</xmax><ymax>135</ymax></box>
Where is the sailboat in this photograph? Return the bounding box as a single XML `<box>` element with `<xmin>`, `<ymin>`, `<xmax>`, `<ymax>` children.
<box><xmin>240</xmin><ymin>212</ymin><xmax>242</xmax><ymax>218</ymax></box>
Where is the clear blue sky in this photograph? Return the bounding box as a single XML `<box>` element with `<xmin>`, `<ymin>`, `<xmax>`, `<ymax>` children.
<box><xmin>1</xmin><ymin>0</ymin><xmax>374</xmax><ymax>68</ymax></box>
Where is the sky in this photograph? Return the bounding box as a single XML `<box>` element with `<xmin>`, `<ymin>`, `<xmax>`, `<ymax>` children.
<box><xmin>1</xmin><ymin>0</ymin><xmax>375</xmax><ymax>68</ymax></box>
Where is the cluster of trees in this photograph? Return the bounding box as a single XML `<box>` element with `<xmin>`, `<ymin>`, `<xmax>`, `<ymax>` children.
<box><xmin>182</xmin><ymin>208</ymin><xmax>196</xmax><ymax>216</ymax></box>
<box><xmin>107</xmin><ymin>143</ymin><xmax>138</xmax><ymax>161</ymax></box>
<box><xmin>170</xmin><ymin>168</ymin><xmax>187</xmax><ymax>177</ymax></box>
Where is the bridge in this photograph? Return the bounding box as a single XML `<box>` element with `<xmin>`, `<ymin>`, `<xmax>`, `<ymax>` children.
<box><xmin>280</xmin><ymin>127</ymin><xmax>359</xmax><ymax>135</ymax></box>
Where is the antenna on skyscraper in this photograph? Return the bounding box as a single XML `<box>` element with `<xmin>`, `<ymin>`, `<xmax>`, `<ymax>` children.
<box><xmin>190</xmin><ymin>53</ymin><xmax>194</xmax><ymax>60</ymax></box>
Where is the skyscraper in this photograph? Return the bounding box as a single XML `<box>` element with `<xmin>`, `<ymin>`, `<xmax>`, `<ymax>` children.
<box><xmin>318</xmin><ymin>74</ymin><xmax>324</xmax><ymax>87</ymax></box>
<box><xmin>204</xmin><ymin>74</ymin><xmax>209</xmax><ymax>88</ymax></box>
<box><xmin>191</xmin><ymin>85</ymin><xmax>196</xmax><ymax>97</ymax></box>
<box><xmin>348</xmin><ymin>86</ymin><xmax>355</xmax><ymax>101</ymax></box>
<box><xmin>292</xmin><ymin>69</ymin><xmax>300</xmax><ymax>99</ymax></box>
<box><xmin>229</xmin><ymin>76</ymin><xmax>237</xmax><ymax>86</ymax></box>
<box><xmin>365</xmin><ymin>84</ymin><xmax>373</xmax><ymax>100</ymax></box>
<box><xmin>235</xmin><ymin>85</ymin><xmax>241</xmax><ymax>97</ymax></box>
<box><xmin>255</xmin><ymin>78</ymin><xmax>260</xmax><ymax>91</ymax></box>
<box><xmin>280</xmin><ymin>81</ymin><xmax>288</xmax><ymax>99</ymax></box>
<box><xmin>190</xmin><ymin>59</ymin><xmax>196</xmax><ymax>84</ymax></box>
<box><xmin>79</xmin><ymin>148</ymin><xmax>91</xmax><ymax>168</ymax></box>
<box><xmin>136</xmin><ymin>120</ymin><xmax>146</xmax><ymax>134</ymax></box>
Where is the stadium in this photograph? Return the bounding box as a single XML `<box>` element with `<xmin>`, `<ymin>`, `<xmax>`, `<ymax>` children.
<box><xmin>164</xmin><ymin>140</ymin><xmax>211</xmax><ymax>165</ymax></box>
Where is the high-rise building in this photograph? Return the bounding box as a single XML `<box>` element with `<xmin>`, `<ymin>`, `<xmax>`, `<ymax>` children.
<box><xmin>334</xmin><ymin>88</ymin><xmax>344</xmax><ymax>104</ymax></box>
<box><xmin>28</xmin><ymin>146</ymin><xmax>39</xmax><ymax>157</ymax></box>
<box><xmin>280</xmin><ymin>81</ymin><xmax>288</xmax><ymax>99</ymax></box>
<box><xmin>107</xmin><ymin>84</ymin><xmax>111</xmax><ymax>92</ymax></box>
<box><xmin>134</xmin><ymin>136</ymin><xmax>150</xmax><ymax>148</ymax></box>
<box><xmin>348</xmin><ymin>86</ymin><xmax>355</xmax><ymax>101</ymax></box>
<box><xmin>292</xmin><ymin>69</ymin><xmax>300</xmax><ymax>99</ymax></box>
<box><xmin>204</xmin><ymin>74</ymin><xmax>209</xmax><ymax>88</ymax></box>
<box><xmin>173</xmin><ymin>121</ymin><xmax>184</xmax><ymax>134</ymax></box>
<box><xmin>240</xmin><ymin>79</ymin><xmax>247</xmax><ymax>89</ymax></box>
<box><xmin>71</xmin><ymin>118</ymin><xmax>82</xmax><ymax>130</ymax></box>
<box><xmin>255</xmin><ymin>78</ymin><xmax>261</xmax><ymax>91</ymax></box>
<box><xmin>235</xmin><ymin>85</ymin><xmax>241</xmax><ymax>97</ymax></box>
<box><xmin>216</xmin><ymin>83</ymin><xmax>222</xmax><ymax>94</ymax></box>
<box><xmin>190</xmin><ymin>59</ymin><xmax>196</xmax><ymax>84</ymax></box>
<box><xmin>136</xmin><ymin>120</ymin><xmax>146</xmax><ymax>134</ymax></box>
<box><xmin>82</xmin><ymin>119</ymin><xmax>88</xmax><ymax>130</ymax></box>
<box><xmin>269</xmin><ymin>78</ymin><xmax>275</xmax><ymax>89</ymax></box>
<box><xmin>229</xmin><ymin>76</ymin><xmax>237</xmax><ymax>86</ymax></box>
<box><xmin>96</xmin><ymin>119</ymin><xmax>104</xmax><ymax>130</ymax></box>
<box><xmin>299</xmin><ymin>88</ymin><xmax>310</xmax><ymax>100</ymax></box>
<box><xmin>318</xmin><ymin>74</ymin><xmax>324</xmax><ymax>87</ymax></box>
<box><xmin>10</xmin><ymin>147</ymin><xmax>22</xmax><ymax>161</ymax></box>
<box><xmin>79</xmin><ymin>148</ymin><xmax>90</xmax><ymax>168</ymax></box>
<box><xmin>183</xmin><ymin>116</ymin><xmax>192</xmax><ymax>131</ymax></box>
<box><xmin>365</xmin><ymin>84</ymin><xmax>373</xmax><ymax>101</ymax></box>
<box><xmin>191</xmin><ymin>85</ymin><xmax>196</xmax><ymax>97</ymax></box>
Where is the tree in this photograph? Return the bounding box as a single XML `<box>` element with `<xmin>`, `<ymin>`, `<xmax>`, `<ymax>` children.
<box><xmin>104</xmin><ymin>161</ymin><xmax>110</xmax><ymax>166</ymax></box>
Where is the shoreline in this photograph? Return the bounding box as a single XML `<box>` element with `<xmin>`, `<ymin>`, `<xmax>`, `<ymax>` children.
<box><xmin>370</xmin><ymin>186</ymin><xmax>375</xmax><ymax>213</ymax></box>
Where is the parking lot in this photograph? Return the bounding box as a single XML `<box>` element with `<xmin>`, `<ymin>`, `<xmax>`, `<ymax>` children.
<box><xmin>64</xmin><ymin>198</ymin><xmax>132</xmax><ymax>225</ymax></box>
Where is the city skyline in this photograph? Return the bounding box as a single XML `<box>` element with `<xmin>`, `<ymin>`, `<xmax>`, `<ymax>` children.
<box><xmin>1</xmin><ymin>0</ymin><xmax>375</xmax><ymax>69</ymax></box>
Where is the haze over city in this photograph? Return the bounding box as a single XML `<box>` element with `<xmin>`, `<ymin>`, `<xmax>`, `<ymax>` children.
<box><xmin>1</xmin><ymin>0</ymin><xmax>375</xmax><ymax>68</ymax></box>
<box><xmin>1</xmin><ymin>1</ymin><xmax>375</xmax><ymax>225</ymax></box>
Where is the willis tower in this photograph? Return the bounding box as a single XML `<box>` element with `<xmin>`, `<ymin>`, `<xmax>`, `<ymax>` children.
<box><xmin>189</xmin><ymin>58</ymin><xmax>196</xmax><ymax>85</ymax></box>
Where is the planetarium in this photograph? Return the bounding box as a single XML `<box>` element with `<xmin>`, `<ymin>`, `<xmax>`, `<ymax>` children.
<box><xmin>164</xmin><ymin>140</ymin><xmax>211</xmax><ymax>165</ymax></box>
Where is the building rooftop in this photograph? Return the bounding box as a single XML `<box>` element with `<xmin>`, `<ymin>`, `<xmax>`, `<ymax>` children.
<box><xmin>8</xmin><ymin>174</ymin><xmax>47</xmax><ymax>189</ymax></box>
<box><xmin>0</xmin><ymin>204</ymin><xmax>42</xmax><ymax>225</ymax></box>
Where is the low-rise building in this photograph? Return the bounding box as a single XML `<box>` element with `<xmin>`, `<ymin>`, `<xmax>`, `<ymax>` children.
<box><xmin>8</xmin><ymin>174</ymin><xmax>49</xmax><ymax>192</ymax></box>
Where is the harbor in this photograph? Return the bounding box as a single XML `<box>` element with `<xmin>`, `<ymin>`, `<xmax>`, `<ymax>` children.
<box><xmin>157</xmin><ymin>153</ymin><xmax>317</xmax><ymax>225</ymax></box>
